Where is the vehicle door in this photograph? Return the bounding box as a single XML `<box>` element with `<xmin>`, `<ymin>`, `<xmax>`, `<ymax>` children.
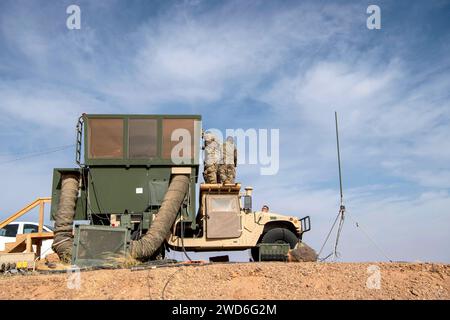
<box><xmin>206</xmin><ymin>195</ymin><xmax>241</xmax><ymax>239</ymax></box>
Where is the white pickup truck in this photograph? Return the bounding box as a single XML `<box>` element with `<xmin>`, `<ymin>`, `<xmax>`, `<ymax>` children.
<box><xmin>0</xmin><ymin>222</ymin><xmax>54</xmax><ymax>258</ymax></box>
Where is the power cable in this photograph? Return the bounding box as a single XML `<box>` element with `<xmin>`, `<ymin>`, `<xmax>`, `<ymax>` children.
<box><xmin>180</xmin><ymin>212</ymin><xmax>193</xmax><ymax>262</ymax></box>
<box><xmin>0</xmin><ymin>144</ymin><xmax>75</xmax><ymax>164</ymax></box>
<box><xmin>180</xmin><ymin>181</ymin><xmax>194</xmax><ymax>262</ymax></box>
<box><xmin>87</xmin><ymin>170</ymin><xmax>110</xmax><ymax>224</ymax></box>
<box><xmin>161</xmin><ymin>268</ymin><xmax>182</xmax><ymax>300</ymax></box>
<box><xmin>79</xmin><ymin>168</ymin><xmax>107</xmax><ymax>225</ymax></box>
<box><xmin>0</xmin><ymin>144</ymin><xmax>74</xmax><ymax>157</ymax></box>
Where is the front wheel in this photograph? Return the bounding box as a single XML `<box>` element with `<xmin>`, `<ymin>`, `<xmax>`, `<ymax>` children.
<box><xmin>251</xmin><ymin>228</ymin><xmax>299</xmax><ymax>261</ymax></box>
<box><xmin>262</xmin><ymin>228</ymin><xmax>299</xmax><ymax>248</ymax></box>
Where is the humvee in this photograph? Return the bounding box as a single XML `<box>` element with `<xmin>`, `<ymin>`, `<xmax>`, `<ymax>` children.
<box><xmin>167</xmin><ymin>182</ymin><xmax>311</xmax><ymax>261</ymax></box>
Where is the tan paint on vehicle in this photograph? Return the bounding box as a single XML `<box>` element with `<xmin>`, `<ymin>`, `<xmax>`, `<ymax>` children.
<box><xmin>166</xmin><ymin>183</ymin><xmax>301</xmax><ymax>251</ymax></box>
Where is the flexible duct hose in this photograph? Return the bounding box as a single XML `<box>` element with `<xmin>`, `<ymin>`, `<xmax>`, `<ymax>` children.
<box><xmin>130</xmin><ymin>174</ymin><xmax>190</xmax><ymax>260</ymax></box>
<box><xmin>52</xmin><ymin>173</ymin><xmax>79</xmax><ymax>263</ymax></box>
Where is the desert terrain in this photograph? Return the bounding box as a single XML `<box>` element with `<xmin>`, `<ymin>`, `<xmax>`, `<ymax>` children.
<box><xmin>0</xmin><ymin>262</ymin><xmax>448</xmax><ymax>300</ymax></box>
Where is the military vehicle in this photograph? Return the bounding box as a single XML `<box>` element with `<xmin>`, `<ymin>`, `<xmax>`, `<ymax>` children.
<box><xmin>50</xmin><ymin>114</ymin><xmax>311</xmax><ymax>266</ymax></box>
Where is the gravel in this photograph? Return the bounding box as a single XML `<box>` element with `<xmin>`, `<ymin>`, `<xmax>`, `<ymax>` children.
<box><xmin>0</xmin><ymin>262</ymin><xmax>448</xmax><ymax>300</ymax></box>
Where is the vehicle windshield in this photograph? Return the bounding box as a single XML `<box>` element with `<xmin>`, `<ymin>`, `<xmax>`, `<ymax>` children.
<box><xmin>44</xmin><ymin>224</ymin><xmax>54</xmax><ymax>231</ymax></box>
<box><xmin>208</xmin><ymin>195</ymin><xmax>240</xmax><ymax>213</ymax></box>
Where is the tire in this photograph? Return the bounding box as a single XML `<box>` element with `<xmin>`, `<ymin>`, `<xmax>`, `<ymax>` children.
<box><xmin>261</xmin><ymin>228</ymin><xmax>298</xmax><ymax>248</ymax></box>
<box><xmin>251</xmin><ymin>228</ymin><xmax>299</xmax><ymax>261</ymax></box>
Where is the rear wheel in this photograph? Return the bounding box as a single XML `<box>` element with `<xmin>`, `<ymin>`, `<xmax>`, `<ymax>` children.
<box><xmin>251</xmin><ymin>228</ymin><xmax>299</xmax><ymax>261</ymax></box>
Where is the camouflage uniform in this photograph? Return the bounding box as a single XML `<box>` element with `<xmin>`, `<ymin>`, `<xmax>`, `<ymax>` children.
<box><xmin>219</xmin><ymin>136</ymin><xmax>237</xmax><ymax>184</ymax></box>
<box><xmin>203</xmin><ymin>132</ymin><xmax>221</xmax><ymax>184</ymax></box>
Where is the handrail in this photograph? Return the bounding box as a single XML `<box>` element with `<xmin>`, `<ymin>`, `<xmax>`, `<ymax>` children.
<box><xmin>76</xmin><ymin>115</ymin><xmax>84</xmax><ymax>166</ymax></box>
<box><xmin>0</xmin><ymin>197</ymin><xmax>51</xmax><ymax>231</ymax></box>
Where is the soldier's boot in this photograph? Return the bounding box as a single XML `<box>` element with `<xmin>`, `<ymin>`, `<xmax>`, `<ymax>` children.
<box><xmin>204</xmin><ymin>165</ymin><xmax>217</xmax><ymax>184</ymax></box>
<box><xmin>218</xmin><ymin>165</ymin><xmax>227</xmax><ymax>184</ymax></box>
<box><xmin>207</xmin><ymin>171</ymin><xmax>217</xmax><ymax>184</ymax></box>
<box><xmin>224</xmin><ymin>165</ymin><xmax>236</xmax><ymax>184</ymax></box>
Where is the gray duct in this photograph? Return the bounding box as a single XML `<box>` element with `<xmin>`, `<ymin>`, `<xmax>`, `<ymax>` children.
<box><xmin>52</xmin><ymin>173</ymin><xmax>79</xmax><ymax>263</ymax></box>
<box><xmin>130</xmin><ymin>174</ymin><xmax>190</xmax><ymax>260</ymax></box>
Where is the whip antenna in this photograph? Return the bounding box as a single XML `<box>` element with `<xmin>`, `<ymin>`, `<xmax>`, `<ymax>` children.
<box><xmin>317</xmin><ymin>111</ymin><xmax>347</xmax><ymax>261</ymax></box>
<box><xmin>333</xmin><ymin>111</ymin><xmax>345</xmax><ymax>259</ymax></box>
<box><xmin>335</xmin><ymin>112</ymin><xmax>344</xmax><ymax>207</ymax></box>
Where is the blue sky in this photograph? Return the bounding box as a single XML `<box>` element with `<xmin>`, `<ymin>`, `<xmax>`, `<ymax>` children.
<box><xmin>0</xmin><ymin>0</ymin><xmax>449</xmax><ymax>262</ymax></box>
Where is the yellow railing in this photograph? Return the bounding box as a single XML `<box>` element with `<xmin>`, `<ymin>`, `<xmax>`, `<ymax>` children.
<box><xmin>0</xmin><ymin>197</ymin><xmax>52</xmax><ymax>232</ymax></box>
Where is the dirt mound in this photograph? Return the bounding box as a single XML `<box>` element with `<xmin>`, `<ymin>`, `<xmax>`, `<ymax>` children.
<box><xmin>0</xmin><ymin>262</ymin><xmax>448</xmax><ymax>300</ymax></box>
<box><xmin>288</xmin><ymin>243</ymin><xmax>318</xmax><ymax>262</ymax></box>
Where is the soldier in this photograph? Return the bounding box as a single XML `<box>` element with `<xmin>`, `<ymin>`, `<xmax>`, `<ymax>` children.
<box><xmin>219</xmin><ymin>136</ymin><xmax>237</xmax><ymax>184</ymax></box>
<box><xmin>202</xmin><ymin>131</ymin><xmax>220</xmax><ymax>184</ymax></box>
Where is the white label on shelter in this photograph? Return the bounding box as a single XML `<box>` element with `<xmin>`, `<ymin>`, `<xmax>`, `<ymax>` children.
<box><xmin>136</xmin><ymin>187</ymin><xmax>143</xmax><ymax>194</ymax></box>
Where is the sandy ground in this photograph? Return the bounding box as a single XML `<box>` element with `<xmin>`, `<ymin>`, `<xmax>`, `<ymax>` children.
<box><xmin>0</xmin><ymin>262</ymin><xmax>449</xmax><ymax>300</ymax></box>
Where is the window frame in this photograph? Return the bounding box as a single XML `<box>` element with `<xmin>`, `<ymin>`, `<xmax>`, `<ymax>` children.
<box><xmin>127</xmin><ymin>118</ymin><xmax>158</xmax><ymax>159</ymax></box>
<box><xmin>87</xmin><ymin>118</ymin><xmax>125</xmax><ymax>160</ymax></box>
<box><xmin>23</xmin><ymin>223</ymin><xmax>39</xmax><ymax>234</ymax></box>
<box><xmin>206</xmin><ymin>195</ymin><xmax>241</xmax><ymax>215</ymax></box>
<box><xmin>161</xmin><ymin>118</ymin><xmax>197</xmax><ymax>161</ymax></box>
<box><xmin>0</xmin><ymin>223</ymin><xmax>19</xmax><ymax>237</ymax></box>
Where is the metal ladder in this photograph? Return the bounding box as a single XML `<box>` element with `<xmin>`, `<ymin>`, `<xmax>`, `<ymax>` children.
<box><xmin>76</xmin><ymin>115</ymin><xmax>84</xmax><ymax>166</ymax></box>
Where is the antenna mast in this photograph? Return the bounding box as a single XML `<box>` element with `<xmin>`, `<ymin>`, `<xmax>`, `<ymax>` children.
<box><xmin>335</xmin><ymin>112</ymin><xmax>344</xmax><ymax>207</ymax></box>
<box><xmin>333</xmin><ymin>111</ymin><xmax>345</xmax><ymax>259</ymax></box>
<box><xmin>317</xmin><ymin>112</ymin><xmax>347</xmax><ymax>261</ymax></box>
<box><xmin>318</xmin><ymin>112</ymin><xmax>393</xmax><ymax>262</ymax></box>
